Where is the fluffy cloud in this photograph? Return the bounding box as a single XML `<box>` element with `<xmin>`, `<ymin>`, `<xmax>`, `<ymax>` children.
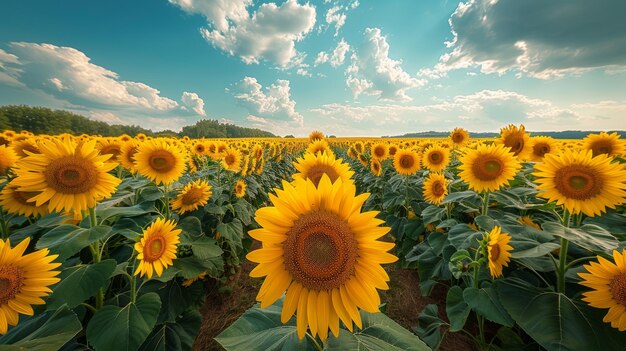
<box><xmin>314</xmin><ymin>39</ymin><xmax>350</xmax><ymax>68</ymax></box>
<box><xmin>233</xmin><ymin>77</ymin><xmax>304</xmax><ymax>132</ymax></box>
<box><xmin>325</xmin><ymin>6</ymin><xmax>346</xmax><ymax>37</ymax></box>
<box><xmin>0</xmin><ymin>42</ymin><xmax>207</xmax><ymax>131</ymax></box>
<box><xmin>314</xmin><ymin>51</ymin><xmax>329</xmax><ymax>66</ymax></box>
<box><xmin>171</xmin><ymin>0</ymin><xmax>317</xmax><ymax>67</ymax></box>
<box><xmin>422</xmin><ymin>0</ymin><xmax>626</xmax><ymax>79</ymax></box>
<box><xmin>346</xmin><ymin>28</ymin><xmax>425</xmax><ymax>101</ymax></box>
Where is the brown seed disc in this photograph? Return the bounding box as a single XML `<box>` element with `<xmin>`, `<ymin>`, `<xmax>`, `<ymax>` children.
<box><xmin>400</xmin><ymin>154</ymin><xmax>415</xmax><ymax>169</ymax></box>
<box><xmin>304</xmin><ymin>164</ymin><xmax>340</xmax><ymax>187</ymax></box>
<box><xmin>0</xmin><ymin>265</ymin><xmax>25</xmax><ymax>306</ymax></box>
<box><xmin>432</xmin><ymin>181</ymin><xmax>446</xmax><ymax>197</ymax></box>
<box><xmin>533</xmin><ymin>142</ymin><xmax>551</xmax><ymax>158</ymax></box>
<box><xmin>181</xmin><ymin>187</ymin><xmax>205</xmax><ymax>206</ymax></box>
<box><xmin>554</xmin><ymin>165</ymin><xmax>603</xmax><ymax>200</ymax></box>
<box><xmin>610</xmin><ymin>272</ymin><xmax>626</xmax><ymax>305</ymax></box>
<box><xmin>490</xmin><ymin>243</ymin><xmax>501</xmax><ymax>261</ymax></box>
<box><xmin>471</xmin><ymin>155</ymin><xmax>504</xmax><ymax>181</ymax></box>
<box><xmin>45</xmin><ymin>156</ymin><xmax>99</xmax><ymax>194</ymax></box>
<box><xmin>374</xmin><ymin>146</ymin><xmax>386</xmax><ymax>158</ymax></box>
<box><xmin>283</xmin><ymin>210</ymin><xmax>358</xmax><ymax>290</ymax></box>
<box><xmin>429</xmin><ymin>151</ymin><xmax>443</xmax><ymax>165</ymax></box>
<box><xmin>504</xmin><ymin>134</ymin><xmax>525</xmax><ymax>156</ymax></box>
<box><xmin>100</xmin><ymin>145</ymin><xmax>122</xmax><ymax>160</ymax></box>
<box><xmin>125</xmin><ymin>146</ymin><xmax>139</xmax><ymax>165</ymax></box>
<box><xmin>149</xmin><ymin>150</ymin><xmax>177</xmax><ymax>173</ymax></box>
<box><xmin>590</xmin><ymin>140</ymin><xmax>613</xmax><ymax>157</ymax></box>
<box><xmin>144</xmin><ymin>235</ymin><xmax>166</xmax><ymax>262</ymax></box>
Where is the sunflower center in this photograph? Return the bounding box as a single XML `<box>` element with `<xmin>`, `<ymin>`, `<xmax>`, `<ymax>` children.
<box><xmin>45</xmin><ymin>156</ymin><xmax>99</xmax><ymax>194</ymax></box>
<box><xmin>149</xmin><ymin>150</ymin><xmax>176</xmax><ymax>173</ymax></box>
<box><xmin>453</xmin><ymin>133</ymin><xmax>464</xmax><ymax>143</ymax></box>
<box><xmin>610</xmin><ymin>273</ymin><xmax>626</xmax><ymax>305</ymax></box>
<box><xmin>224</xmin><ymin>154</ymin><xmax>236</xmax><ymax>166</ymax></box>
<box><xmin>429</xmin><ymin>152</ymin><xmax>442</xmax><ymax>164</ymax></box>
<box><xmin>0</xmin><ymin>265</ymin><xmax>25</xmax><ymax>306</ymax></box>
<box><xmin>533</xmin><ymin>143</ymin><xmax>551</xmax><ymax>157</ymax></box>
<box><xmin>554</xmin><ymin>165</ymin><xmax>603</xmax><ymax>200</ymax></box>
<box><xmin>505</xmin><ymin>135</ymin><xmax>525</xmax><ymax>155</ymax></box>
<box><xmin>590</xmin><ymin>140</ymin><xmax>613</xmax><ymax>157</ymax></box>
<box><xmin>181</xmin><ymin>187</ymin><xmax>204</xmax><ymax>205</ymax></box>
<box><xmin>305</xmin><ymin>164</ymin><xmax>340</xmax><ymax>187</ymax></box>
<box><xmin>283</xmin><ymin>210</ymin><xmax>358</xmax><ymax>290</ymax></box>
<box><xmin>432</xmin><ymin>181</ymin><xmax>446</xmax><ymax>197</ymax></box>
<box><xmin>195</xmin><ymin>145</ymin><xmax>205</xmax><ymax>153</ymax></box>
<box><xmin>472</xmin><ymin>156</ymin><xmax>504</xmax><ymax>181</ymax></box>
<box><xmin>100</xmin><ymin>146</ymin><xmax>121</xmax><ymax>160</ymax></box>
<box><xmin>125</xmin><ymin>146</ymin><xmax>139</xmax><ymax>165</ymax></box>
<box><xmin>374</xmin><ymin>147</ymin><xmax>385</xmax><ymax>158</ymax></box>
<box><xmin>400</xmin><ymin>155</ymin><xmax>414</xmax><ymax>169</ymax></box>
<box><xmin>12</xmin><ymin>189</ymin><xmax>39</xmax><ymax>205</ymax></box>
<box><xmin>144</xmin><ymin>235</ymin><xmax>166</xmax><ymax>262</ymax></box>
<box><xmin>490</xmin><ymin>244</ymin><xmax>501</xmax><ymax>261</ymax></box>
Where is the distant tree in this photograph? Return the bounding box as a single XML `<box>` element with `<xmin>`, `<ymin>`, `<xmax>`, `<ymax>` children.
<box><xmin>284</xmin><ymin>135</ymin><xmax>295</xmax><ymax>138</ymax></box>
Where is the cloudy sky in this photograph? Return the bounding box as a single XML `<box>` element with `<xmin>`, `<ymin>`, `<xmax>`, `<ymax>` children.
<box><xmin>1</xmin><ymin>0</ymin><xmax>625</xmax><ymax>136</ymax></box>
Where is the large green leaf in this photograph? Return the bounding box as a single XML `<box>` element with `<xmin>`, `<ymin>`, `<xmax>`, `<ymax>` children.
<box><xmin>463</xmin><ymin>287</ymin><xmax>513</xmax><ymax>327</ymax></box>
<box><xmin>325</xmin><ymin>310</ymin><xmax>431</xmax><ymax>351</ymax></box>
<box><xmin>97</xmin><ymin>202</ymin><xmax>156</xmax><ymax>222</ymax></box>
<box><xmin>217</xmin><ymin>219</ymin><xmax>244</xmax><ymax>248</ymax></box>
<box><xmin>215</xmin><ymin>299</ymin><xmax>315</xmax><ymax>351</ymax></box>
<box><xmin>446</xmin><ymin>286</ymin><xmax>470</xmax><ymax>332</ymax></box>
<box><xmin>48</xmin><ymin>259</ymin><xmax>117</xmax><ymax>309</ymax></box>
<box><xmin>0</xmin><ymin>306</ymin><xmax>81</xmax><ymax>351</ymax></box>
<box><xmin>495</xmin><ymin>277</ymin><xmax>626</xmax><ymax>351</ymax></box>
<box><xmin>173</xmin><ymin>254</ymin><xmax>224</xmax><ymax>279</ymax></box>
<box><xmin>447</xmin><ymin>223</ymin><xmax>483</xmax><ymax>250</ymax></box>
<box><xmin>542</xmin><ymin>222</ymin><xmax>618</xmax><ymax>253</ymax></box>
<box><xmin>87</xmin><ymin>292</ymin><xmax>162</xmax><ymax>351</ymax></box>
<box><xmin>178</xmin><ymin>216</ymin><xmax>203</xmax><ymax>238</ymax></box>
<box><xmin>421</xmin><ymin>205</ymin><xmax>446</xmax><ymax>225</ymax></box>
<box><xmin>139</xmin><ymin>310</ymin><xmax>201</xmax><ymax>351</ymax></box>
<box><xmin>190</xmin><ymin>236</ymin><xmax>223</xmax><ymax>260</ymax></box>
<box><xmin>36</xmin><ymin>225</ymin><xmax>112</xmax><ymax>261</ymax></box>
<box><xmin>413</xmin><ymin>304</ymin><xmax>445</xmax><ymax>350</ymax></box>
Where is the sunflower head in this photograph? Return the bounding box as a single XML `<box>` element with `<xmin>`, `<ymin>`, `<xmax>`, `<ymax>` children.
<box><xmin>309</xmin><ymin>130</ymin><xmax>325</xmax><ymax>142</ymax></box>
<box><xmin>235</xmin><ymin>179</ymin><xmax>247</xmax><ymax>198</ymax></box>
<box><xmin>307</xmin><ymin>139</ymin><xmax>332</xmax><ymax>156</ymax></box>
<box><xmin>171</xmin><ymin>179</ymin><xmax>212</xmax><ymax>215</ymax></box>
<box><xmin>583</xmin><ymin>132</ymin><xmax>625</xmax><ymax>158</ymax></box>
<box><xmin>96</xmin><ymin>138</ymin><xmax>123</xmax><ymax>162</ymax></box>
<box><xmin>221</xmin><ymin>147</ymin><xmax>242</xmax><ymax>173</ymax></box>
<box><xmin>120</xmin><ymin>139</ymin><xmax>141</xmax><ymax>173</ymax></box>
<box><xmin>192</xmin><ymin>141</ymin><xmax>207</xmax><ymax>155</ymax></box>
<box><xmin>370</xmin><ymin>143</ymin><xmax>388</xmax><ymax>160</ymax></box>
<box><xmin>450</xmin><ymin>128</ymin><xmax>470</xmax><ymax>146</ymax></box>
<box><xmin>134</xmin><ymin>218</ymin><xmax>181</xmax><ymax>279</ymax></box>
<box><xmin>458</xmin><ymin>143</ymin><xmax>521</xmax><ymax>192</ymax></box>
<box><xmin>246</xmin><ymin>175</ymin><xmax>397</xmax><ymax>341</ymax></box>
<box><xmin>423</xmin><ymin>172</ymin><xmax>448</xmax><ymax>205</ymax></box>
<box><xmin>529</xmin><ymin>136</ymin><xmax>558</xmax><ymax>162</ymax></box>
<box><xmin>534</xmin><ymin>149</ymin><xmax>626</xmax><ymax>217</ymax></box>
<box><xmin>11</xmin><ymin>138</ymin><xmax>40</xmax><ymax>158</ymax></box>
<box><xmin>293</xmin><ymin>151</ymin><xmax>354</xmax><ymax>187</ymax></box>
<box><xmin>134</xmin><ymin>138</ymin><xmax>188</xmax><ymax>185</ymax></box>
<box><xmin>370</xmin><ymin>158</ymin><xmax>382</xmax><ymax>176</ymax></box>
<box><xmin>393</xmin><ymin>149</ymin><xmax>421</xmax><ymax>175</ymax></box>
<box><xmin>0</xmin><ymin>145</ymin><xmax>19</xmax><ymax>176</ymax></box>
<box><xmin>0</xmin><ymin>182</ymin><xmax>48</xmax><ymax>217</ymax></box>
<box><xmin>486</xmin><ymin>226</ymin><xmax>512</xmax><ymax>278</ymax></box>
<box><xmin>497</xmin><ymin>124</ymin><xmax>532</xmax><ymax>160</ymax></box>
<box><xmin>422</xmin><ymin>145</ymin><xmax>451</xmax><ymax>172</ymax></box>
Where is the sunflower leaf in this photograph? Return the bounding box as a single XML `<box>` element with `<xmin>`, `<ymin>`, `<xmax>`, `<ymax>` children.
<box><xmin>542</xmin><ymin>222</ymin><xmax>618</xmax><ymax>253</ymax></box>
<box><xmin>47</xmin><ymin>259</ymin><xmax>117</xmax><ymax>309</ymax></box>
<box><xmin>36</xmin><ymin>225</ymin><xmax>112</xmax><ymax>261</ymax></box>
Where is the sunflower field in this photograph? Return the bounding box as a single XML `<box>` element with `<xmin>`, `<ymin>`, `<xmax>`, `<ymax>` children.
<box><xmin>0</xmin><ymin>126</ymin><xmax>625</xmax><ymax>351</ymax></box>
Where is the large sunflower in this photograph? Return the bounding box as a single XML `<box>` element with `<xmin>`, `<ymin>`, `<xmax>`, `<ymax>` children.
<box><xmin>393</xmin><ymin>149</ymin><xmax>421</xmax><ymax>175</ymax></box>
<box><xmin>96</xmin><ymin>138</ymin><xmax>123</xmax><ymax>162</ymax></box>
<box><xmin>0</xmin><ymin>237</ymin><xmax>61</xmax><ymax>335</ymax></box>
<box><xmin>0</xmin><ymin>182</ymin><xmax>48</xmax><ymax>217</ymax></box>
<box><xmin>370</xmin><ymin>143</ymin><xmax>388</xmax><ymax>160</ymax></box>
<box><xmin>486</xmin><ymin>226</ymin><xmax>512</xmax><ymax>278</ymax></box>
<box><xmin>119</xmin><ymin>139</ymin><xmax>141</xmax><ymax>173</ymax></box>
<box><xmin>134</xmin><ymin>138</ymin><xmax>188</xmax><ymax>185</ymax></box>
<box><xmin>221</xmin><ymin>147</ymin><xmax>242</xmax><ymax>173</ymax></box>
<box><xmin>497</xmin><ymin>124</ymin><xmax>532</xmax><ymax>160</ymax></box>
<box><xmin>307</xmin><ymin>139</ymin><xmax>332</xmax><ymax>156</ymax></box>
<box><xmin>423</xmin><ymin>172</ymin><xmax>448</xmax><ymax>205</ymax></box>
<box><xmin>583</xmin><ymin>132</ymin><xmax>625</xmax><ymax>157</ymax></box>
<box><xmin>11</xmin><ymin>138</ymin><xmax>40</xmax><ymax>158</ymax></box>
<box><xmin>534</xmin><ymin>149</ymin><xmax>626</xmax><ymax>217</ymax></box>
<box><xmin>11</xmin><ymin>138</ymin><xmax>121</xmax><ymax>214</ymax></box>
<box><xmin>134</xmin><ymin>218</ymin><xmax>181</xmax><ymax>279</ymax></box>
<box><xmin>422</xmin><ymin>145</ymin><xmax>451</xmax><ymax>172</ymax></box>
<box><xmin>579</xmin><ymin>249</ymin><xmax>626</xmax><ymax>331</ymax></box>
<box><xmin>246</xmin><ymin>175</ymin><xmax>397</xmax><ymax>341</ymax></box>
<box><xmin>170</xmin><ymin>179</ymin><xmax>212</xmax><ymax>214</ymax></box>
<box><xmin>458</xmin><ymin>143</ymin><xmax>521</xmax><ymax>192</ymax></box>
<box><xmin>0</xmin><ymin>145</ymin><xmax>18</xmax><ymax>176</ymax></box>
<box><xmin>292</xmin><ymin>151</ymin><xmax>354</xmax><ymax>187</ymax></box>
<box><xmin>529</xmin><ymin>136</ymin><xmax>558</xmax><ymax>162</ymax></box>
<box><xmin>450</xmin><ymin>128</ymin><xmax>469</xmax><ymax>147</ymax></box>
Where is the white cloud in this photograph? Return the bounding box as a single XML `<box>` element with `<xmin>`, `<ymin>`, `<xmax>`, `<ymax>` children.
<box><xmin>422</xmin><ymin>0</ymin><xmax>626</xmax><ymax>79</ymax></box>
<box><xmin>325</xmin><ymin>6</ymin><xmax>346</xmax><ymax>37</ymax></box>
<box><xmin>181</xmin><ymin>91</ymin><xmax>206</xmax><ymax>116</ymax></box>
<box><xmin>178</xmin><ymin>0</ymin><xmax>317</xmax><ymax>67</ymax></box>
<box><xmin>233</xmin><ymin>76</ymin><xmax>304</xmax><ymax>130</ymax></box>
<box><xmin>296</xmin><ymin>68</ymin><xmax>312</xmax><ymax>77</ymax></box>
<box><xmin>346</xmin><ymin>28</ymin><xmax>425</xmax><ymax>101</ymax></box>
<box><xmin>330</xmin><ymin>39</ymin><xmax>350</xmax><ymax>67</ymax></box>
<box><xmin>314</xmin><ymin>51</ymin><xmax>329</xmax><ymax>66</ymax></box>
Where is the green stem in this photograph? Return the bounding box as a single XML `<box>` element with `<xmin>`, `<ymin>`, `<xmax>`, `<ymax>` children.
<box><xmin>89</xmin><ymin>207</ymin><xmax>104</xmax><ymax>309</ymax></box>
<box><xmin>80</xmin><ymin>303</ymin><xmax>97</xmax><ymax>314</ymax></box>
<box><xmin>404</xmin><ymin>175</ymin><xmax>410</xmax><ymax>213</ymax></box>
<box><xmin>472</xmin><ymin>243</ymin><xmax>487</xmax><ymax>347</ymax></box>
<box><xmin>306</xmin><ymin>333</ymin><xmax>323</xmax><ymax>351</ymax></box>
<box><xmin>163</xmin><ymin>184</ymin><xmax>170</xmax><ymax>219</ymax></box>
<box><xmin>481</xmin><ymin>191</ymin><xmax>490</xmax><ymax>216</ymax></box>
<box><xmin>565</xmin><ymin>256</ymin><xmax>596</xmax><ymax>271</ymax></box>
<box><xmin>556</xmin><ymin>210</ymin><xmax>571</xmax><ymax>294</ymax></box>
<box><xmin>0</xmin><ymin>211</ymin><xmax>9</xmax><ymax>240</ymax></box>
<box><xmin>130</xmin><ymin>257</ymin><xmax>138</xmax><ymax>303</ymax></box>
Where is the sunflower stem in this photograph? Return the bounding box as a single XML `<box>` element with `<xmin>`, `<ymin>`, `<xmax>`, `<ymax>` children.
<box><xmin>89</xmin><ymin>207</ymin><xmax>105</xmax><ymax>309</ymax></box>
<box><xmin>306</xmin><ymin>332</ymin><xmax>323</xmax><ymax>351</ymax></box>
<box><xmin>481</xmin><ymin>191</ymin><xmax>490</xmax><ymax>216</ymax></box>
<box><xmin>556</xmin><ymin>209</ymin><xmax>571</xmax><ymax>294</ymax></box>
<box><xmin>404</xmin><ymin>174</ymin><xmax>410</xmax><ymax>214</ymax></box>
<box><xmin>0</xmin><ymin>211</ymin><xmax>9</xmax><ymax>240</ymax></box>
<box><xmin>163</xmin><ymin>184</ymin><xmax>170</xmax><ymax>219</ymax></box>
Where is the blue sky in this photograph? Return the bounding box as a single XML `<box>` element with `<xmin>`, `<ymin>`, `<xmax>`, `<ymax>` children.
<box><xmin>1</xmin><ymin>0</ymin><xmax>625</xmax><ymax>136</ymax></box>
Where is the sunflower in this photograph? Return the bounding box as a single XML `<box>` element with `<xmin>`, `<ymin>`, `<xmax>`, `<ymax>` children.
<box><xmin>170</xmin><ymin>179</ymin><xmax>212</xmax><ymax>214</ymax></box>
<box><xmin>11</xmin><ymin>138</ymin><xmax>40</xmax><ymax>158</ymax></box>
<box><xmin>370</xmin><ymin>158</ymin><xmax>382</xmax><ymax>176</ymax></box>
<box><xmin>388</xmin><ymin>144</ymin><xmax>398</xmax><ymax>156</ymax></box>
<box><xmin>450</xmin><ymin>128</ymin><xmax>469</xmax><ymax>147</ymax></box>
<box><xmin>235</xmin><ymin>179</ymin><xmax>247</xmax><ymax>198</ymax></box>
<box><xmin>0</xmin><ymin>237</ymin><xmax>61</xmax><ymax>335</ymax></box>
<box><xmin>518</xmin><ymin>215</ymin><xmax>541</xmax><ymax>230</ymax></box>
<box><xmin>354</xmin><ymin>141</ymin><xmax>364</xmax><ymax>154</ymax></box>
<box><xmin>423</xmin><ymin>173</ymin><xmax>448</xmax><ymax>205</ymax></box>
<box><xmin>357</xmin><ymin>153</ymin><xmax>368</xmax><ymax>167</ymax></box>
<box><xmin>579</xmin><ymin>249</ymin><xmax>626</xmax><ymax>331</ymax></box>
<box><xmin>529</xmin><ymin>136</ymin><xmax>558</xmax><ymax>162</ymax></box>
<box><xmin>134</xmin><ymin>218</ymin><xmax>181</xmax><ymax>279</ymax></box>
<box><xmin>221</xmin><ymin>147</ymin><xmax>242</xmax><ymax>173</ymax></box>
<box><xmin>11</xmin><ymin>138</ymin><xmax>121</xmax><ymax>215</ymax></box>
<box><xmin>497</xmin><ymin>124</ymin><xmax>532</xmax><ymax>160</ymax></box>
<box><xmin>486</xmin><ymin>226</ymin><xmax>512</xmax><ymax>278</ymax></box>
<box><xmin>583</xmin><ymin>132</ymin><xmax>625</xmax><ymax>157</ymax></box>
<box><xmin>307</xmin><ymin>139</ymin><xmax>332</xmax><ymax>156</ymax></box>
<box><xmin>0</xmin><ymin>182</ymin><xmax>48</xmax><ymax>217</ymax></box>
<box><xmin>309</xmin><ymin>130</ymin><xmax>324</xmax><ymax>142</ymax></box>
<box><xmin>534</xmin><ymin>149</ymin><xmax>626</xmax><ymax>217</ymax></box>
<box><xmin>422</xmin><ymin>145</ymin><xmax>451</xmax><ymax>172</ymax></box>
<box><xmin>96</xmin><ymin>138</ymin><xmax>123</xmax><ymax>162</ymax></box>
<box><xmin>119</xmin><ymin>140</ymin><xmax>140</xmax><ymax>173</ymax></box>
<box><xmin>134</xmin><ymin>138</ymin><xmax>188</xmax><ymax>185</ymax></box>
<box><xmin>0</xmin><ymin>145</ymin><xmax>18</xmax><ymax>176</ymax></box>
<box><xmin>370</xmin><ymin>143</ymin><xmax>388</xmax><ymax>160</ymax></box>
<box><xmin>458</xmin><ymin>143</ymin><xmax>521</xmax><ymax>192</ymax></box>
<box><xmin>192</xmin><ymin>141</ymin><xmax>207</xmax><ymax>156</ymax></box>
<box><xmin>246</xmin><ymin>175</ymin><xmax>397</xmax><ymax>340</ymax></box>
<box><xmin>182</xmin><ymin>272</ymin><xmax>208</xmax><ymax>287</ymax></box>
<box><xmin>293</xmin><ymin>151</ymin><xmax>354</xmax><ymax>187</ymax></box>
<box><xmin>393</xmin><ymin>149</ymin><xmax>421</xmax><ymax>175</ymax></box>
